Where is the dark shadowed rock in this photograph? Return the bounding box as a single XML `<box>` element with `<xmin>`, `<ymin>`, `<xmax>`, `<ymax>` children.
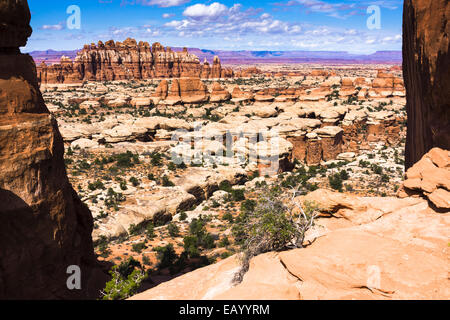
<box><xmin>0</xmin><ymin>0</ymin><xmax>108</xmax><ymax>300</ymax></box>
<box><xmin>403</xmin><ymin>0</ymin><xmax>450</xmax><ymax>169</ymax></box>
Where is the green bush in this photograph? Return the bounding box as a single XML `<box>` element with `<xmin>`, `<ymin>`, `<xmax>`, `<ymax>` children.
<box><xmin>219</xmin><ymin>236</ymin><xmax>230</xmax><ymax>248</ymax></box>
<box><xmin>182</xmin><ymin>217</ymin><xmax>216</xmax><ymax>257</ymax></box>
<box><xmin>129</xmin><ymin>177</ymin><xmax>140</xmax><ymax>187</ymax></box>
<box><xmin>168</xmin><ymin>223</ymin><xmax>180</xmax><ymax>238</ymax></box>
<box><xmin>102</xmin><ymin>258</ymin><xmax>146</xmax><ymax>300</ymax></box>
<box><xmin>114</xmin><ymin>151</ymin><xmax>139</xmax><ymax>168</ymax></box>
<box><xmin>183</xmin><ymin>235</ymin><xmax>200</xmax><ymax>258</ymax></box>
<box><xmin>219</xmin><ymin>181</ymin><xmax>233</xmax><ymax>193</ymax></box>
<box><xmin>155</xmin><ymin>244</ymin><xmax>178</xmax><ymax>269</ymax></box>
<box><xmin>129</xmin><ymin>224</ymin><xmax>143</xmax><ymax>237</ymax></box>
<box><xmin>132</xmin><ymin>242</ymin><xmax>147</xmax><ymax>253</ymax></box>
<box><xmin>150</xmin><ymin>152</ymin><xmax>163</xmax><ymax>167</ymax></box>
<box><xmin>179</xmin><ymin>212</ymin><xmax>188</xmax><ymax>221</ymax></box>
<box><xmin>339</xmin><ymin>170</ymin><xmax>350</xmax><ymax>180</ymax></box>
<box><xmin>222</xmin><ymin>212</ymin><xmax>234</xmax><ymax>223</ymax></box>
<box><xmin>231</xmin><ymin>189</ymin><xmax>246</xmax><ymax>202</ymax></box>
<box><xmin>88</xmin><ymin>180</ymin><xmax>105</xmax><ymax>191</ymax></box>
<box><xmin>233</xmin><ymin>190</ymin><xmax>318</xmax><ymax>284</ymax></box>
<box><xmin>328</xmin><ymin>173</ymin><xmax>343</xmax><ymax>192</ymax></box>
<box><xmin>241</xmin><ymin>200</ymin><xmax>256</xmax><ymax>214</ymax></box>
<box><xmin>145</xmin><ymin>223</ymin><xmax>155</xmax><ymax>239</ymax></box>
<box><xmin>161</xmin><ymin>175</ymin><xmax>175</xmax><ymax>187</ymax></box>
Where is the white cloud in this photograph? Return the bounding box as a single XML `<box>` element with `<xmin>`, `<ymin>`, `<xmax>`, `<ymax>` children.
<box><xmin>162</xmin><ymin>13</ymin><xmax>175</xmax><ymax>18</ymax></box>
<box><xmin>40</xmin><ymin>22</ymin><xmax>65</xmax><ymax>31</ymax></box>
<box><xmin>146</xmin><ymin>0</ymin><xmax>190</xmax><ymax>7</ymax></box>
<box><xmin>183</xmin><ymin>2</ymin><xmax>228</xmax><ymax>20</ymax></box>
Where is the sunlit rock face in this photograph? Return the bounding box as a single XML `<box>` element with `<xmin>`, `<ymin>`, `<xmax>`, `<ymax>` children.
<box><xmin>36</xmin><ymin>40</ymin><xmax>235</xmax><ymax>84</ymax></box>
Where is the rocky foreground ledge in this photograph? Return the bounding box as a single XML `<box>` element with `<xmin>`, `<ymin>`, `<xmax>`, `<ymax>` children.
<box><xmin>131</xmin><ymin>149</ymin><xmax>449</xmax><ymax>300</ymax></box>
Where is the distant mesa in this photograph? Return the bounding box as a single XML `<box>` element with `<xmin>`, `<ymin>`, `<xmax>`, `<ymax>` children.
<box><xmin>36</xmin><ymin>38</ymin><xmax>235</xmax><ymax>84</ymax></box>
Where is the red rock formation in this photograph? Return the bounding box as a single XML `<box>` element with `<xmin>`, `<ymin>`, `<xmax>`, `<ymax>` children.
<box><xmin>152</xmin><ymin>79</ymin><xmax>169</xmax><ymax>100</ymax></box>
<box><xmin>199</xmin><ymin>58</ymin><xmax>211</xmax><ymax>79</ymax></box>
<box><xmin>310</xmin><ymin>70</ymin><xmax>329</xmax><ymax>77</ymax></box>
<box><xmin>179</xmin><ymin>78</ymin><xmax>209</xmax><ymax>104</ymax></box>
<box><xmin>231</xmin><ymin>87</ymin><xmax>254</xmax><ymax>101</ymax></box>
<box><xmin>403</xmin><ymin>0</ymin><xmax>450</xmax><ymax>169</ymax></box>
<box><xmin>0</xmin><ymin>0</ymin><xmax>107</xmax><ymax>299</ymax></box>
<box><xmin>235</xmin><ymin>67</ymin><xmax>263</xmax><ymax>78</ymax></box>
<box><xmin>399</xmin><ymin>148</ymin><xmax>450</xmax><ymax>210</ymax></box>
<box><xmin>210</xmin><ymin>82</ymin><xmax>231</xmax><ymax>102</ymax></box>
<box><xmin>37</xmin><ymin>40</ymin><xmax>234</xmax><ymax>84</ymax></box>
<box><xmin>210</xmin><ymin>56</ymin><xmax>222</xmax><ymax>79</ymax></box>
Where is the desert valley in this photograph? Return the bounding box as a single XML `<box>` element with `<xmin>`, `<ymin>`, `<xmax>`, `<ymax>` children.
<box><xmin>0</xmin><ymin>0</ymin><xmax>449</xmax><ymax>302</ymax></box>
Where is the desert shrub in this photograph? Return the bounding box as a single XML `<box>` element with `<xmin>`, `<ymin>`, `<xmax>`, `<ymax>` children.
<box><xmin>381</xmin><ymin>174</ymin><xmax>390</xmax><ymax>183</ymax></box>
<box><xmin>105</xmin><ymin>188</ymin><xmax>126</xmax><ymax>210</ymax></box>
<box><xmin>102</xmin><ymin>258</ymin><xmax>146</xmax><ymax>300</ymax></box>
<box><xmin>183</xmin><ymin>217</ymin><xmax>216</xmax><ymax>257</ymax></box>
<box><xmin>88</xmin><ymin>180</ymin><xmax>105</xmax><ymax>191</ymax></box>
<box><xmin>233</xmin><ymin>189</ymin><xmax>318</xmax><ymax>284</ymax></box>
<box><xmin>230</xmin><ymin>189</ymin><xmax>246</xmax><ymax>202</ymax></box>
<box><xmin>155</xmin><ymin>244</ymin><xmax>177</xmax><ymax>269</ymax></box>
<box><xmin>219</xmin><ymin>181</ymin><xmax>233</xmax><ymax>193</ymax></box>
<box><xmin>128</xmin><ymin>224</ymin><xmax>143</xmax><ymax>237</ymax></box>
<box><xmin>339</xmin><ymin>170</ymin><xmax>350</xmax><ymax>180</ymax></box>
<box><xmin>97</xmin><ymin>235</ymin><xmax>111</xmax><ymax>258</ymax></box>
<box><xmin>168</xmin><ymin>223</ymin><xmax>180</xmax><ymax>238</ymax></box>
<box><xmin>371</xmin><ymin>164</ymin><xmax>383</xmax><ymax>175</ymax></box>
<box><xmin>241</xmin><ymin>200</ymin><xmax>257</xmax><ymax>214</ymax></box>
<box><xmin>222</xmin><ymin>212</ymin><xmax>234</xmax><ymax>223</ymax></box>
<box><xmin>328</xmin><ymin>173</ymin><xmax>343</xmax><ymax>192</ymax></box>
<box><xmin>179</xmin><ymin>212</ymin><xmax>188</xmax><ymax>221</ymax></box>
<box><xmin>219</xmin><ymin>236</ymin><xmax>230</xmax><ymax>248</ymax></box>
<box><xmin>142</xmin><ymin>255</ymin><xmax>152</xmax><ymax>267</ymax></box>
<box><xmin>183</xmin><ymin>235</ymin><xmax>200</xmax><ymax>258</ymax></box>
<box><xmin>132</xmin><ymin>242</ymin><xmax>147</xmax><ymax>254</ymax></box>
<box><xmin>129</xmin><ymin>177</ymin><xmax>140</xmax><ymax>187</ymax></box>
<box><xmin>161</xmin><ymin>175</ymin><xmax>175</xmax><ymax>187</ymax></box>
<box><xmin>150</xmin><ymin>152</ymin><xmax>163</xmax><ymax>167</ymax></box>
<box><xmin>145</xmin><ymin>223</ymin><xmax>155</xmax><ymax>240</ymax></box>
<box><xmin>168</xmin><ymin>162</ymin><xmax>177</xmax><ymax>171</ymax></box>
<box><xmin>114</xmin><ymin>151</ymin><xmax>139</xmax><ymax>168</ymax></box>
<box><xmin>221</xmin><ymin>251</ymin><xmax>233</xmax><ymax>259</ymax></box>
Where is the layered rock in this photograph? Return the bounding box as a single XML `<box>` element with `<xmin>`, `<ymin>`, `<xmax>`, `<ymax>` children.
<box><xmin>160</xmin><ymin>78</ymin><xmax>209</xmax><ymax>105</ymax></box>
<box><xmin>399</xmin><ymin>148</ymin><xmax>450</xmax><ymax>210</ymax></box>
<box><xmin>210</xmin><ymin>82</ymin><xmax>231</xmax><ymax>102</ymax></box>
<box><xmin>403</xmin><ymin>0</ymin><xmax>450</xmax><ymax>169</ymax></box>
<box><xmin>371</xmin><ymin>70</ymin><xmax>404</xmax><ymax>97</ymax></box>
<box><xmin>231</xmin><ymin>87</ymin><xmax>254</xmax><ymax>102</ymax></box>
<box><xmin>151</xmin><ymin>79</ymin><xmax>169</xmax><ymax>104</ymax></box>
<box><xmin>0</xmin><ymin>0</ymin><xmax>107</xmax><ymax>300</ymax></box>
<box><xmin>37</xmin><ymin>39</ymin><xmax>234</xmax><ymax>84</ymax></box>
<box><xmin>131</xmin><ymin>190</ymin><xmax>449</xmax><ymax>300</ymax></box>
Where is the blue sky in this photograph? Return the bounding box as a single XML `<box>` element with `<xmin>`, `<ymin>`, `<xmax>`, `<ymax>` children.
<box><xmin>26</xmin><ymin>0</ymin><xmax>404</xmax><ymax>53</ymax></box>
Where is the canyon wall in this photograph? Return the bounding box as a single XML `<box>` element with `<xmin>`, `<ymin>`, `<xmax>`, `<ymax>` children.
<box><xmin>37</xmin><ymin>39</ymin><xmax>234</xmax><ymax>84</ymax></box>
<box><xmin>0</xmin><ymin>0</ymin><xmax>107</xmax><ymax>299</ymax></box>
<box><xmin>403</xmin><ymin>0</ymin><xmax>450</xmax><ymax>169</ymax></box>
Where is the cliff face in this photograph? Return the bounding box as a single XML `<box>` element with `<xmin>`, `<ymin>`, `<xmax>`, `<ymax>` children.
<box><xmin>403</xmin><ymin>0</ymin><xmax>450</xmax><ymax>169</ymax></box>
<box><xmin>37</xmin><ymin>40</ymin><xmax>234</xmax><ymax>84</ymax></box>
<box><xmin>0</xmin><ymin>0</ymin><xmax>107</xmax><ymax>299</ymax></box>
